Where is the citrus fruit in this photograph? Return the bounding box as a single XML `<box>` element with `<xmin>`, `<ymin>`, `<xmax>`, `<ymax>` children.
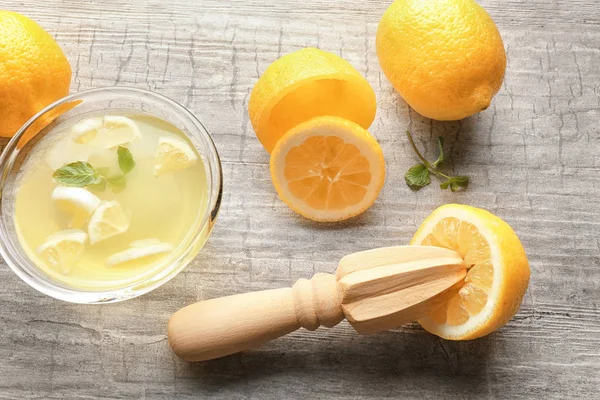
<box><xmin>249</xmin><ymin>48</ymin><xmax>376</xmax><ymax>153</ymax></box>
<box><xmin>411</xmin><ymin>204</ymin><xmax>530</xmax><ymax>340</ymax></box>
<box><xmin>106</xmin><ymin>239</ymin><xmax>173</xmax><ymax>267</ymax></box>
<box><xmin>88</xmin><ymin>201</ymin><xmax>130</xmax><ymax>244</ymax></box>
<box><xmin>101</xmin><ymin>116</ymin><xmax>141</xmax><ymax>148</ymax></box>
<box><xmin>69</xmin><ymin>116</ymin><xmax>141</xmax><ymax>147</ymax></box>
<box><xmin>0</xmin><ymin>11</ymin><xmax>71</xmax><ymax>137</ymax></box>
<box><xmin>270</xmin><ymin>116</ymin><xmax>385</xmax><ymax>222</ymax></box>
<box><xmin>130</xmin><ymin>238</ymin><xmax>162</xmax><ymax>247</ymax></box>
<box><xmin>70</xmin><ymin>117</ymin><xmax>103</xmax><ymax>144</ymax></box>
<box><xmin>52</xmin><ymin>186</ymin><xmax>102</xmax><ymax>228</ymax></box>
<box><xmin>154</xmin><ymin>137</ymin><xmax>198</xmax><ymax>176</ymax></box>
<box><xmin>38</xmin><ymin>229</ymin><xmax>87</xmax><ymax>274</ymax></box>
<box><xmin>52</xmin><ymin>186</ymin><xmax>101</xmax><ymax>215</ymax></box>
<box><xmin>376</xmin><ymin>0</ymin><xmax>506</xmax><ymax>120</ymax></box>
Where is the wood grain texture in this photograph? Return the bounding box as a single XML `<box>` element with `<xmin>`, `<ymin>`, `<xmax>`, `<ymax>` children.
<box><xmin>1</xmin><ymin>0</ymin><xmax>599</xmax><ymax>398</ymax></box>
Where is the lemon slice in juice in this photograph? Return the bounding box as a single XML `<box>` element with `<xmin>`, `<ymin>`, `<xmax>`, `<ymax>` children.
<box><xmin>101</xmin><ymin>115</ymin><xmax>141</xmax><ymax>148</ymax></box>
<box><xmin>52</xmin><ymin>186</ymin><xmax>101</xmax><ymax>214</ymax></box>
<box><xmin>70</xmin><ymin>117</ymin><xmax>103</xmax><ymax>144</ymax></box>
<box><xmin>52</xmin><ymin>186</ymin><xmax>101</xmax><ymax>228</ymax></box>
<box><xmin>88</xmin><ymin>200</ymin><xmax>130</xmax><ymax>244</ymax></box>
<box><xmin>154</xmin><ymin>137</ymin><xmax>198</xmax><ymax>176</ymax></box>
<box><xmin>106</xmin><ymin>240</ymin><xmax>174</xmax><ymax>267</ymax></box>
<box><xmin>69</xmin><ymin>115</ymin><xmax>141</xmax><ymax>148</ymax></box>
<box><xmin>38</xmin><ymin>229</ymin><xmax>87</xmax><ymax>274</ymax></box>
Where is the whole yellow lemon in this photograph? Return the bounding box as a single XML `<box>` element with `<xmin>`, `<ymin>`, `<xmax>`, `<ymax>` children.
<box><xmin>376</xmin><ymin>0</ymin><xmax>506</xmax><ymax>121</ymax></box>
<box><xmin>0</xmin><ymin>11</ymin><xmax>71</xmax><ymax>137</ymax></box>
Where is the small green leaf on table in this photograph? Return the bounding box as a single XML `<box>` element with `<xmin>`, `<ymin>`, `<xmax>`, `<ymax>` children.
<box><xmin>404</xmin><ymin>131</ymin><xmax>470</xmax><ymax>192</ymax></box>
<box><xmin>405</xmin><ymin>163</ymin><xmax>431</xmax><ymax>190</ymax></box>
<box><xmin>440</xmin><ymin>176</ymin><xmax>470</xmax><ymax>192</ymax></box>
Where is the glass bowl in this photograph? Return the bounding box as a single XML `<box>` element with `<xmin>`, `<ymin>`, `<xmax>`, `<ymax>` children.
<box><xmin>0</xmin><ymin>87</ymin><xmax>222</xmax><ymax>303</ymax></box>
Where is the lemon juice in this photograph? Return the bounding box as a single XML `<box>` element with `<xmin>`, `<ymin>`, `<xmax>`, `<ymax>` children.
<box><xmin>14</xmin><ymin>114</ymin><xmax>208</xmax><ymax>290</ymax></box>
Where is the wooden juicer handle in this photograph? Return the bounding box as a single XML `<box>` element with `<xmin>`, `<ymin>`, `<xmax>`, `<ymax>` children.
<box><xmin>168</xmin><ymin>246</ymin><xmax>466</xmax><ymax>362</ymax></box>
<box><xmin>168</xmin><ymin>273</ymin><xmax>342</xmax><ymax>362</ymax></box>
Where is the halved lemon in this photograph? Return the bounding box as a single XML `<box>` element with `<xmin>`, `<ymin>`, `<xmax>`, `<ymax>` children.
<box><xmin>270</xmin><ymin>116</ymin><xmax>385</xmax><ymax>222</ymax></box>
<box><xmin>88</xmin><ymin>200</ymin><xmax>130</xmax><ymax>244</ymax></box>
<box><xmin>249</xmin><ymin>47</ymin><xmax>376</xmax><ymax>153</ymax></box>
<box><xmin>38</xmin><ymin>229</ymin><xmax>87</xmax><ymax>274</ymax></box>
<box><xmin>411</xmin><ymin>204</ymin><xmax>530</xmax><ymax>340</ymax></box>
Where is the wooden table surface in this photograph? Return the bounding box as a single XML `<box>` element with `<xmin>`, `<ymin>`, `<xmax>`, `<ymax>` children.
<box><xmin>1</xmin><ymin>0</ymin><xmax>599</xmax><ymax>398</ymax></box>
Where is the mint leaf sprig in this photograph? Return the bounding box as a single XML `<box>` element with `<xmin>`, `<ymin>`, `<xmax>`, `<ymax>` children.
<box><xmin>52</xmin><ymin>146</ymin><xmax>135</xmax><ymax>193</ymax></box>
<box><xmin>404</xmin><ymin>131</ymin><xmax>469</xmax><ymax>192</ymax></box>
<box><xmin>52</xmin><ymin>161</ymin><xmax>98</xmax><ymax>187</ymax></box>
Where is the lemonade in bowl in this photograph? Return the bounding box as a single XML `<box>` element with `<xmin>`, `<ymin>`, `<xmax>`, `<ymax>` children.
<box><xmin>0</xmin><ymin>87</ymin><xmax>222</xmax><ymax>303</ymax></box>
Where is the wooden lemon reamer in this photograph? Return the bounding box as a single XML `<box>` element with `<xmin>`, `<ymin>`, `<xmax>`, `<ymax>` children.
<box><xmin>168</xmin><ymin>245</ymin><xmax>466</xmax><ymax>362</ymax></box>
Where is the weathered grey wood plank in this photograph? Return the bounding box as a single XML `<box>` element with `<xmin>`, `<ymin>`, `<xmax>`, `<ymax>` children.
<box><xmin>1</xmin><ymin>0</ymin><xmax>600</xmax><ymax>398</ymax></box>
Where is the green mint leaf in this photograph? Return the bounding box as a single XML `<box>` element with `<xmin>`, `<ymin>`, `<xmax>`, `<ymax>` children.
<box><xmin>117</xmin><ymin>146</ymin><xmax>135</xmax><ymax>175</ymax></box>
<box><xmin>88</xmin><ymin>177</ymin><xmax>107</xmax><ymax>192</ymax></box>
<box><xmin>440</xmin><ymin>176</ymin><xmax>469</xmax><ymax>191</ymax></box>
<box><xmin>96</xmin><ymin>167</ymin><xmax>111</xmax><ymax>177</ymax></box>
<box><xmin>106</xmin><ymin>174</ymin><xmax>126</xmax><ymax>193</ymax></box>
<box><xmin>433</xmin><ymin>137</ymin><xmax>444</xmax><ymax>168</ymax></box>
<box><xmin>405</xmin><ymin>163</ymin><xmax>431</xmax><ymax>190</ymax></box>
<box><xmin>106</xmin><ymin>174</ymin><xmax>125</xmax><ymax>185</ymax></box>
<box><xmin>52</xmin><ymin>162</ymin><xmax>98</xmax><ymax>187</ymax></box>
<box><xmin>449</xmin><ymin>176</ymin><xmax>469</xmax><ymax>192</ymax></box>
<box><xmin>406</xmin><ymin>130</ymin><xmax>470</xmax><ymax>192</ymax></box>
